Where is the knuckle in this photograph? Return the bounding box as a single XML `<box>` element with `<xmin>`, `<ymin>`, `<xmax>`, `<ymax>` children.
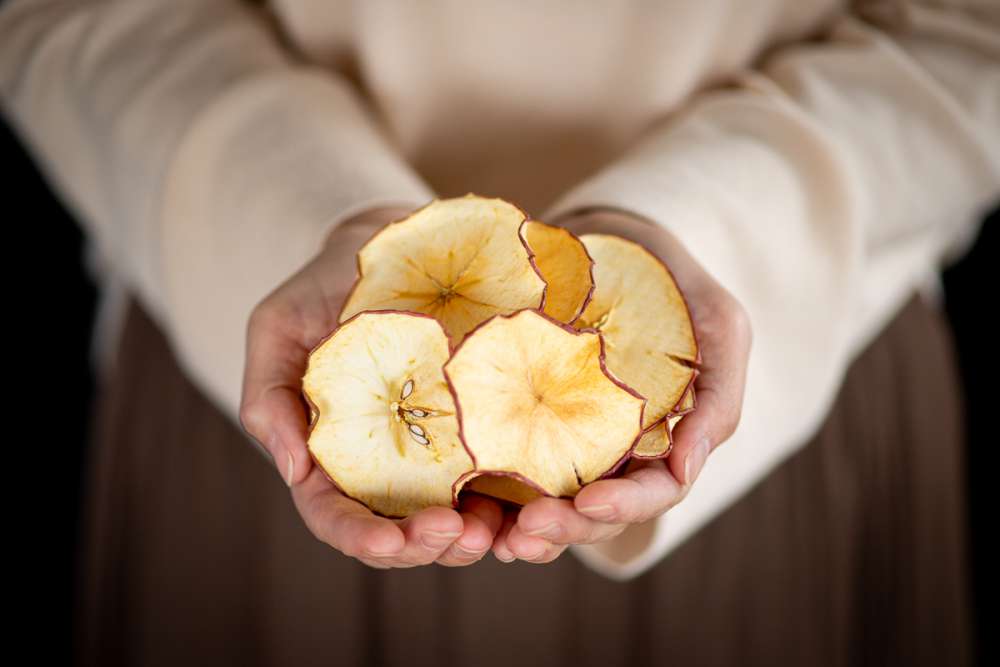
<box><xmin>725</xmin><ymin>299</ymin><xmax>753</xmax><ymax>348</ymax></box>
<box><xmin>248</xmin><ymin>299</ymin><xmax>283</xmax><ymax>333</ymax></box>
<box><xmin>238</xmin><ymin>400</ymin><xmax>268</xmax><ymax>442</ymax></box>
<box><xmin>721</xmin><ymin>405</ymin><xmax>743</xmax><ymax>442</ymax></box>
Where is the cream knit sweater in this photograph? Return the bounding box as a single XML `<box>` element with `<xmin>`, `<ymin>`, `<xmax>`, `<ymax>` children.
<box><xmin>1</xmin><ymin>0</ymin><xmax>997</xmax><ymax>580</ymax></box>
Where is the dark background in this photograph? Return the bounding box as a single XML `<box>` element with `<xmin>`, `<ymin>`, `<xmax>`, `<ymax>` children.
<box><xmin>4</xmin><ymin>114</ymin><xmax>994</xmax><ymax>663</ymax></box>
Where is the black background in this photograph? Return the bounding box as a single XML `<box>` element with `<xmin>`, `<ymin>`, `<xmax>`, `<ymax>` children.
<box><xmin>3</xmin><ymin>114</ymin><xmax>993</xmax><ymax>663</ymax></box>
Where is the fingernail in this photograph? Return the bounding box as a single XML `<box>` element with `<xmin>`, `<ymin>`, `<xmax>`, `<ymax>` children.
<box><xmin>577</xmin><ymin>504</ymin><xmax>616</xmax><ymax>520</ymax></box>
<box><xmin>364</xmin><ymin>546</ymin><xmax>402</xmax><ymax>558</ymax></box>
<box><xmin>420</xmin><ymin>530</ymin><xmax>461</xmax><ymax>549</ymax></box>
<box><xmin>520</xmin><ymin>546</ymin><xmax>547</xmax><ymax>562</ymax></box>
<box><xmin>495</xmin><ymin>552</ymin><xmax>516</xmax><ymax>563</ymax></box>
<box><xmin>451</xmin><ymin>542</ymin><xmax>482</xmax><ymax>559</ymax></box>
<box><xmin>284</xmin><ymin>451</ymin><xmax>295</xmax><ymax>487</ymax></box>
<box><xmin>684</xmin><ymin>436</ymin><xmax>711</xmax><ymax>485</ymax></box>
<box><xmin>524</xmin><ymin>522</ymin><xmax>561</xmax><ymax>539</ymax></box>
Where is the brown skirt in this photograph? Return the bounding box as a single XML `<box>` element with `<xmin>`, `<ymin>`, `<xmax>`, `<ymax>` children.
<box><xmin>76</xmin><ymin>294</ymin><xmax>973</xmax><ymax>667</ymax></box>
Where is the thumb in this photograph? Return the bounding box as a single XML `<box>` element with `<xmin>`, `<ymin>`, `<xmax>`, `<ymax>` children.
<box><xmin>240</xmin><ymin>385</ymin><xmax>312</xmax><ymax>486</ymax></box>
<box><xmin>240</xmin><ymin>303</ymin><xmax>315</xmax><ymax>486</ymax></box>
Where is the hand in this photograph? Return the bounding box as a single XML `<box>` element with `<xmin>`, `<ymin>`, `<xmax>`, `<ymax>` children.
<box><xmin>239</xmin><ymin>206</ymin><xmax>504</xmax><ymax>568</ymax></box>
<box><xmin>492</xmin><ymin>209</ymin><xmax>752</xmax><ymax>563</ymax></box>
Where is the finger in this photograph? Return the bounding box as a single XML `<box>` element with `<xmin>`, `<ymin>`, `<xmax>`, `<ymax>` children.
<box><xmin>516</xmin><ymin>497</ymin><xmax>626</xmax><ymax>544</ymax></box>
<box><xmin>240</xmin><ymin>305</ymin><xmax>314</xmax><ymax>486</ymax></box>
<box><xmin>436</xmin><ymin>494</ymin><xmax>503</xmax><ymax>565</ymax></box>
<box><xmin>670</xmin><ymin>296</ymin><xmax>752</xmax><ymax>486</ymax></box>
<box><xmin>392</xmin><ymin>506</ymin><xmax>465</xmax><ymax>567</ymax></box>
<box><xmin>574</xmin><ymin>459</ymin><xmax>686</xmax><ymax>523</ymax></box>
<box><xmin>292</xmin><ymin>466</ymin><xmax>405</xmax><ymax>560</ymax></box>
<box><xmin>491</xmin><ymin>510</ymin><xmax>519</xmax><ymax>563</ymax></box>
<box><xmin>435</xmin><ymin>511</ymin><xmax>493</xmax><ymax>567</ymax></box>
<box><xmin>459</xmin><ymin>493</ymin><xmax>506</xmax><ymax>535</ymax></box>
<box><xmin>505</xmin><ymin>524</ymin><xmax>568</xmax><ymax>563</ymax></box>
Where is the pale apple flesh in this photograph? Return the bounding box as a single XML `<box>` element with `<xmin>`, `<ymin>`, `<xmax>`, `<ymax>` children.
<box><xmin>576</xmin><ymin>234</ymin><xmax>699</xmax><ymax>429</ymax></box>
<box><xmin>672</xmin><ymin>386</ymin><xmax>696</xmax><ymax>416</ymax></box>
<box><xmin>631</xmin><ymin>421</ymin><xmax>671</xmax><ymax>459</ymax></box>
<box><xmin>446</xmin><ymin>310</ymin><xmax>645</xmax><ymax>499</ymax></box>
<box><xmin>521</xmin><ymin>221</ymin><xmax>594</xmax><ymax>323</ymax></box>
<box><xmin>303</xmin><ymin>311</ymin><xmax>473</xmax><ymax>517</ymax></box>
<box><xmin>631</xmin><ymin>385</ymin><xmax>698</xmax><ymax>459</ymax></box>
<box><xmin>339</xmin><ymin>195</ymin><xmax>547</xmax><ymax>343</ymax></box>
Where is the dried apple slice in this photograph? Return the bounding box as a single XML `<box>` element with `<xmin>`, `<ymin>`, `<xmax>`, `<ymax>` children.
<box><xmin>632</xmin><ymin>387</ymin><xmax>697</xmax><ymax>460</ymax></box>
<box><xmin>446</xmin><ymin>310</ymin><xmax>645</xmax><ymax>498</ymax></box>
<box><xmin>521</xmin><ymin>221</ymin><xmax>594</xmax><ymax>323</ymax></box>
<box><xmin>576</xmin><ymin>234</ymin><xmax>698</xmax><ymax>428</ymax></box>
<box><xmin>303</xmin><ymin>311</ymin><xmax>473</xmax><ymax>517</ymax></box>
<box><xmin>672</xmin><ymin>386</ymin><xmax>696</xmax><ymax>416</ymax></box>
<box><xmin>632</xmin><ymin>421</ymin><xmax>672</xmax><ymax>459</ymax></box>
<box><xmin>339</xmin><ymin>195</ymin><xmax>547</xmax><ymax>343</ymax></box>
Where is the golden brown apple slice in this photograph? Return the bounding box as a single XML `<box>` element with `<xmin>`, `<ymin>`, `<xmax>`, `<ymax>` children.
<box><xmin>303</xmin><ymin>311</ymin><xmax>473</xmax><ymax>517</ymax></box>
<box><xmin>339</xmin><ymin>195</ymin><xmax>547</xmax><ymax>343</ymax></box>
<box><xmin>672</xmin><ymin>386</ymin><xmax>696</xmax><ymax>416</ymax></box>
<box><xmin>446</xmin><ymin>310</ymin><xmax>645</xmax><ymax>498</ymax></box>
<box><xmin>632</xmin><ymin>421</ymin><xmax>672</xmax><ymax>459</ymax></box>
<box><xmin>521</xmin><ymin>221</ymin><xmax>594</xmax><ymax>323</ymax></box>
<box><xmin>632</xmin><ymin>387</ymin><xmax>697</xmax><ymax>460</ymax></box>
<box><xmin>575</xmin><ymin>234</ymin><xmax>698</xmax><ymax>428</ymax></box>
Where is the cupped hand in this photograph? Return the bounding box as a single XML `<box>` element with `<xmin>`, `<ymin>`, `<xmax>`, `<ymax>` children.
<box><xmin>492</xmin><ymin>208</ymin><xmax>752</xmax><ymax>563</ymax></box>
<box><xmin>239</xmin><ymin>206</ymin><xmax>505</xmax><ymax>568</ymax></box>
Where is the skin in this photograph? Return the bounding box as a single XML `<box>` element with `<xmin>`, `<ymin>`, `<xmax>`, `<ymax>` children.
<box><xmin>240</xmin><ymin>206</ymin><xmax>751</xmax><ymax>567</ymax></box>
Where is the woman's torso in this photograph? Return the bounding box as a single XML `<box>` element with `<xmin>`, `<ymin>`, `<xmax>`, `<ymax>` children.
<box><xmin>270</xmin><ymin>0</ymin><xmax>841</xmax><ymax>211</ymax></box>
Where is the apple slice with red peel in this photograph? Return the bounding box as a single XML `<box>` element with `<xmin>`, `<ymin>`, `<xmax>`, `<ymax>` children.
<box><xmin>521</xmin><ymin>221</ymin><xmax>594</xmax><ymax>323</ymax></box>
<box><xmin>446</xmin><ymin>310</ymin><xmax>645</xmax><ymax>499</ymax></box>
<box><xmin>632</xmin><ymin>387</ymin><xmax>697</xmax><ymax>460</ymax></box>
<box><xmin>632</xmin><ymin>421</ymin><xmax>672</xmax><ymax>459</ymax></box>
<box><xmin>575</xmin><ymin>234</ymin><xmax>699</xmax><ymax>428</ymax></box>
<box><xmin>339</xmin><ymin>195</ymin><xmax>547</xmax><ymax>343</ymax></box>
<box><xmin>672</xmin><ymin>386</ymin><xmax>696</xmax><ymax>416</ymax></box>
<box><xmin>303</xmin><ymin>311</ymin><xmax>473</xmax><ymax>517</ymax></box>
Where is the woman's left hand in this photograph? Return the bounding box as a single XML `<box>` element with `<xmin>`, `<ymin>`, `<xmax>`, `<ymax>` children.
<box><xmin>491</xmin><ymin>209</ymin><xmax>752</xmax><ymax>563</ymax></box>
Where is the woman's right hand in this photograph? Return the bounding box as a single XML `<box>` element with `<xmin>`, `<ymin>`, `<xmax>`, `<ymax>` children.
<box><xmin>239</xmin><ymin>206</ymin><xmax>505</xmax><ymax>568</ymax></box>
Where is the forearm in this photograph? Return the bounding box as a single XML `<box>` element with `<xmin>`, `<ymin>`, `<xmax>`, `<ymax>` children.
<box><xmin>0</xmin><ymin>0</ymin><xmax>433</xmax><ymax>421</ymax></box>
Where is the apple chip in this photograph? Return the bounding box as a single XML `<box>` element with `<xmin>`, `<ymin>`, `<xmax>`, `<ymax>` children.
<box><xmin>521</xmin><ymin>221</ymin><xmax>594</xmax><ymax>323</ymax></box>
<box><xmin>446</xmin><ymin>310</ymin><xmax>645</xmax><ymax>498</ymax></box>
<box><xmin>672</xmin><ymin>386</ymin><xmax>696</xmax><ymax>416</ymax></box>
<box><xmin>632</xmin><ymin>387</ymin><xmax>697</xmax><ymax>460</ymax></box>
<box><xmin>632</xmin><ymin>421</ymin><xmax>672</xmax><ymax>459</ymax></box>
<box><xmin>339</xmin><ymin>195</ymin><xmax>546</xmax><ymax>343</ymax></box>
<box><xmin>576</xmin><ymin>234</ymin><xmax>698</xmax><ymax>428</ymax></box>
<box><xmin>303</xmin><ymin>311</ymin><xmax>473</xmax><ymax>517</ymax></box>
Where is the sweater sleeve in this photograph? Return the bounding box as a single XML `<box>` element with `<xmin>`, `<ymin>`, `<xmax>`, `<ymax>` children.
<box><xmin>0</xmin><ymin>0</ymin><xmax>433</xmax><ymax>420</ymax></box>
<box><xmin>548</xmin><ymin>1</ymin><xmax>1000</xmax><ymax>579</ymax></box>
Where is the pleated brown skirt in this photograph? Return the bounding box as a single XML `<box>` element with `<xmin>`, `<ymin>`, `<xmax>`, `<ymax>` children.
<box><xmin>76</xmin><ymin>294</ymin><xmax>973</xmax><ymax>666</ymax></box>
